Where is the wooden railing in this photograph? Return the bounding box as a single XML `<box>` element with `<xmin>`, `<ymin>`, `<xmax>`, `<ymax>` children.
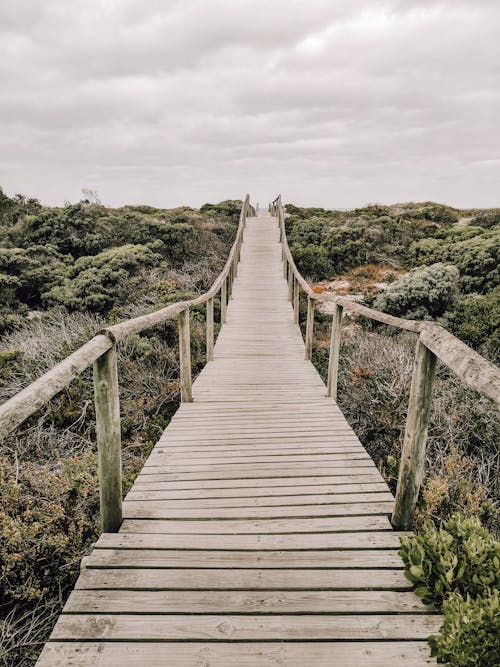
<box><xmin>0</xmin><ymin>195</ymin><xmax>255</xmax><ymax>532</ymax></box>
<box><xmin>270</xmin><ymin>194</ymin><xmax>500</xmax><ymax>530</ymax></box>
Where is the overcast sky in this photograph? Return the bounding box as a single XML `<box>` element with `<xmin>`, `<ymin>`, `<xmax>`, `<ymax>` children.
<box><xmin>1</xmin><ymin>0</ymin><xmax>498</xmax><ymax>209</ymax></box>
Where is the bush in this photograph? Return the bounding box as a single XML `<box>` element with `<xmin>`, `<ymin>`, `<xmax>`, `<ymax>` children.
<box><xmin>399</xmin><ymin>514</ymin><xmax>499</xmax><ymax>607</ymax></box>
<box><xmin>472</xmin><ymin>210</ymin><xmax>500</xmax><ymax>229</ymax></box>
<box><xmin>429</xmin><ymin>590</ymin><xmax>499</xmax><ymax>667</ymax></box>
<box><xmin>372</xmin><ymin>263</ymin><xmax>459</xmax><ymax>319</ymax></box>
<box><xmin>290</xmin><ymin>243</ymin><xmax>333</xmax><ymax>281</ymax></box>
<box><xmin>0</xmin><ymin>453</ymin><xmax>99</xmax><ymax>606</ymax></box>
<box><xmin>44</xmin><ymin>244</ymin><xmax>163</xmax><ymax>312</ymax></box>
<box><xmin>449</xmin><ymin>287</ymin><xmax>500</xmax><ymax>360</ymax></box>
<box><xmin>410</xmin><ymin>228</ymin><xmax>499</xmax><ymax>294</ymax></box>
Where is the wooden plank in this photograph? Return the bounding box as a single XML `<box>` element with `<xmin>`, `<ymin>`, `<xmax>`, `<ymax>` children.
<box><xmin>119</xmin><ymin>516</ymin><xmax>392</xmax><ymax>534</ymax></box>
<box><xmin>132</xmin><ymin>474</ymin><xmax>386</xmax><ymax>490</ymax></box>
<box><xmin>37</xmin><ymin>641</ymin><xmax>437</xmax><ymax>666</ymax></box>
<box><xmin>145</xmin><ymin>453</ymin><xmax>371</xmax><ymax>467</ymax></box>
<box><xmin>121</xmin><ymin>501</ymin><xmax>394</xmax><ymax>520</ymax></box>
<box><xmin>85</xmin><ymin>548</ymin><xmax>404</xmax><ymax>569</ymax></box>
<box><xmin>51</xmin><ymin>613</ymin><xmax>441</xmax><ymax>640</ymax></box>
<box><xmin>64</xmin><ymin>589</ymin><xmax>433</xmax><ymax>614</ymax></box>
<box><xmin>124</xmin><ymin>491</ymin><xmax>394</xmax><ymax>504</ymax></box>
<box><xmin>95</xmin><ymin>530</ymin><xmax>407</xmax><ymax>550</ymax></box>
<box><xmin>75</xmin><ymin>568</ymin><xmax>411</xmax><ymax>590</ymax></box>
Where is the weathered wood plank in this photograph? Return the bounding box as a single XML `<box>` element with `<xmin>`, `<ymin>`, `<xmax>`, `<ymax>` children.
<box><xmin>85</xmin><ymin>548</ymin><xmax>404</xmax><ymax>569</ymax></box>
<box><xmin>119</xmin><ymin>515</ymin><xmax>393</xmax><ymax>534</ymax></box>
<box><xmin>121</xmin><ymin>501</ymin><xmax>394</xmax><ymax>520</ymax></box>
<box><xmin>64</xmin><ymin>589</ymin><xmax>433</xmax><ymax>614</ymax></box>
<box><xmin>75</xmin><ymin>568</ymin><xmax>411</xmax><ymax>590</ymax></box>
<box><xmin>124</xmin><ymin>490</ymin><xmax>394</xmax><ymax>504</ymax></box>
<box><xmin>51</xmin><ymin>613</ymin><xmax>441</xmax><ymax>640</ymax></box>
<box><xmin>95</xmin><ymin>530</ymin><xmax>407</xmax><ymax>550</ymax></box>
<box><xmin>37</xmin><ymin>641</ymin><xmax>437</xmax><ymax>667</ymax></box>
<box><xmin>132</xmin><ymin>473</ymin><xmax>386</xmax><ymax>490</ymax></box>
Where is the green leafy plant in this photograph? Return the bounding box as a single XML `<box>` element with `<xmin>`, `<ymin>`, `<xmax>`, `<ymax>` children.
<box><xmin>429</xmin><ymin>590</ymin><xmax>500</xmax><ymax>666</ymax></box>
<box><xmin>399</xmin><ymin>514</ymin><xmax>499</xmax><ymax>607</ymax></box>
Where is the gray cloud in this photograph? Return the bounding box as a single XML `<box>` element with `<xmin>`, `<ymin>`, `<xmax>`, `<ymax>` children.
<box><xmin>0</xmin><ymin>0</ymin><xmax>498</xmax><ymax>208</ymax></box>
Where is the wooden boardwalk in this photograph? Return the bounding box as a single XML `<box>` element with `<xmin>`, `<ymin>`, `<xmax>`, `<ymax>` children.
<box><xmin>37</xmin><ymin>211</ymin><xmax>439</xmax><ymax>665</ymax></box>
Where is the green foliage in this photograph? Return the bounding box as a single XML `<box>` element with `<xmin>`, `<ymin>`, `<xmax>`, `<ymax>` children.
<box><xmin>449</xmin><ymin>287</ymin><xmax>500</xmax><ymax>360</ymax></box>
<box><xmin>399</xmin><ymin>514</ymin><xmax>499</xmax><ymax>607</ymax></box>
<box><xmin>323</xmin><ymin>225</ymin><xmax>368</xmax><ymax>273</ymax></box>
<box><xmin>290</xmin><ymin>243</ymin><xmax>333</xmax><ymax>280</ymax></box>
<box><xmin>471</xmin><ymin>210</ymin><xmax>500</xmax><ymax>229</ymax></box>
<box><xmin>429</xmin><ymin>590</ymin><xmax>500</xmax><ymax>667</ymax></box>
<box><xmin>200</xmin><ymin>200</ymin><xmax>242</xmax><ymax>221</ymax></box>
<box><xmin>410</xmin><ymin>227</ymin><xmax>499</xmax><ymax>293</ymax></box>
<box><xmin>372</xmin><ymin>263</ymin><xmax>459</xmax><ymax>319</ymax></box>
<box><xmin>43</xmin><ymin>244</ymin><xmax>163</xmax><ymax>312</ymax></box>
<box><xmin>406</xmin><ymin>203</ymin><xmax>459</xmax><ymax>226</ymax></box>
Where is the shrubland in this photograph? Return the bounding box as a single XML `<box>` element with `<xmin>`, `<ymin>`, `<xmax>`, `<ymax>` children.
<box><xmin>288</xmin><ymin>200</ymin><xmax>499</xmax><ymax>665</ymax></box>
<box><xmin>0</xmin><ymin>188</ymin><xmax>240</xmax><ymax>665</ymax></box>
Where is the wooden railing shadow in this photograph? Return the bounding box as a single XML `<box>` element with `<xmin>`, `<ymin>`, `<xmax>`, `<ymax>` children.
<box><xmin>269</xmin><ymin>194</ymin><xmax>500</xmax><ymax>530</ymax></box>
<box><xmin>0</xmin><ymin>196</ymin><xmax>256</xmax><ymax>532</ymax></box>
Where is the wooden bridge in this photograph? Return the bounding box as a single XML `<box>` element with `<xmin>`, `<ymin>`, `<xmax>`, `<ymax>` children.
<box><xmin>1</xmin><ymin>196</ymin><xmax>499</xmax><ymax>666</ymax></box>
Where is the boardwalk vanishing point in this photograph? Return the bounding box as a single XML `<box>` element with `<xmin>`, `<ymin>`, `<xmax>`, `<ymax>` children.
<box><xmin>33</xmin><ymin>202</ymin><xmax>446</xmax><ymax>665</ymax></box>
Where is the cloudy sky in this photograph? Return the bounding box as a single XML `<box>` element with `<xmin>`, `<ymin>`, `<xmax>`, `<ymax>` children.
<box><xmin>1</xmin><ymin>0</ymin><xmax>498</xmax><ymax>208</ymax></box>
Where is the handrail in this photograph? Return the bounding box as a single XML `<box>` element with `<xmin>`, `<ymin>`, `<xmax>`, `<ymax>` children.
<box><xmin>273</xmin><ymin>193</ymin><xmax>500</xmax><ymax>530</ymax></box>
<box><xmin>0</xmin><ymin>194</ymin><xmax>254</xmax><ymax>531</ymax></box>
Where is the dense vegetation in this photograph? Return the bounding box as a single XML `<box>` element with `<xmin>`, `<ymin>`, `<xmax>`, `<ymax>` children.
<box><xmin>0</xmin><ymin>188</ymin><xmax>241</xmax><ymax>665</ymax></box>
<box><xmin>287</xmin><ymin>200</ymin><xmax>499</xmax><ymax>665</ymax></box>
<box><xmin>286</xmin><ymin>201</ymin><xmax>499</xmax><ymax>357</ymax></box>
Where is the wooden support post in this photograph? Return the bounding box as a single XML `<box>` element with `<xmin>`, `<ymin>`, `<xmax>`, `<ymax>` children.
<box><xmin>327</xmin><ymin>304</ymin><xmax>343</xmax><ymax>399</ymax></box>
<box><xmin>288</xmin><ymin>264</ymin><xmax>294</xmax><ymax>302</ymax></box>
<box><xmin>305</xmin><ymin>296</ymin><xmax>315</xmax><ymax>360</ymax></box>
<box><xmin>206</xmin><ymin>296</ymin><xmax>214</xmax><ymax>361</ymax></box>
<box><xmin>93</xmin><ymin>345</ymin><xmax>122</xmax><ymax>533</ymax></box>
<box><xmin>221</xmin><ymin>279</ymin><xmax>227</xmax><ymax>324</ymax></box>
<box><xmin>293</xmin><ymin>278</ymin><xmax>299</xmax><ymax>325</ymax></box>
<box><xmin>283</xmin><ymin>256</ymin><xmax>287</xmax><ymax>279</ymax></box>
<box><xmin>178</xmin><ymin>307</ymin><xmax>193</xmax><ymax>403</ymax></box>
<box><xmin>392</xmin><ymin>339</ymin><xmax>437</xmax><ymax>530</ymax></box>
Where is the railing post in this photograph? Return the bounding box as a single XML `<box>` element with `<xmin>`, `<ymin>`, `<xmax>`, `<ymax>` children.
<box><xmin>392</xmin><ymin>338</ymin><xmax>437</xmax><ymax>529</ymax></box>
<box><xmin>327</xmin><ymin>303</ymin><xmax>343</xmax><ymax>399</ymax></box>
<box><xmin>93</xmin><ymin>344</ymin><xmax>122</xmax><ymax>533</ymax></box>
<box><xmin>230</xmin><ymin>261</ymin><xmax>235</xmax><ymax>293</ymax></box>
<box><xmin>288</xmin><ymin>264</ymin><xmax>294</xmax><ymax>301</ymax></box>
<box><xmin>305</xmin><ymin>296</ymin><xmax>315</xmax><ymax>360</ymax></box>
<box><xmin>293</xmin><ymin>278</ymin><xmax>299</xmax><ymax>325</ymax></box>
<box><xmin>178</xmin><ymin>307</ymin><xmax>193</xmax><ymax>402</ymax></box>
<box><xmin>221</xmin><ymin>278</ymin><xmax>227</xmax><ymax>324</ymax></box>
<box><xmin>206</xmin><ymin>296</ymin><xmax>214</xmax><ymax>361</ymax></box>
<box><xmin>283</xmin><ymin>255</ymin><xmax>287</xmax><ymax>279</ymax></box>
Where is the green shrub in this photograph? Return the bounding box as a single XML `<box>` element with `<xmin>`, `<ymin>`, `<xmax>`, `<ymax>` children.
<box><xmin>399</xmin><ymin>514</ymin><xmax>499</xmax><ymax>607</ymax></box>
<box><xmin>44</xmin><ymin>244</ymin><xmax>163</xmax><ymax>312</ymax></box>
<box><xmin>449</xmin><ymin>287</ymin><xmax>500</xmax><ymax>359</ymax></box>
<box><xmin>472</xmin><ymin>210</ymin><xmax>500</xmax><ymax>229</ymax></box>
<box><xmin>372</xmin><ymin>263</ymin><xmax>459</xmax><ymax>320</ymax></box>
<box><xmin>290</xmin><ymin>243</ymin><xmax>333</xmax><ymax>281</ymax></box>
<box><xmin>429</xmin><ymin>590</ymin><xmax>499</xmax><ymax>667</ymax></box>
<box><xmin>410</xmin><ymin>228</ymin><xmax>499</xmax><ymax>293</ymax></box>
